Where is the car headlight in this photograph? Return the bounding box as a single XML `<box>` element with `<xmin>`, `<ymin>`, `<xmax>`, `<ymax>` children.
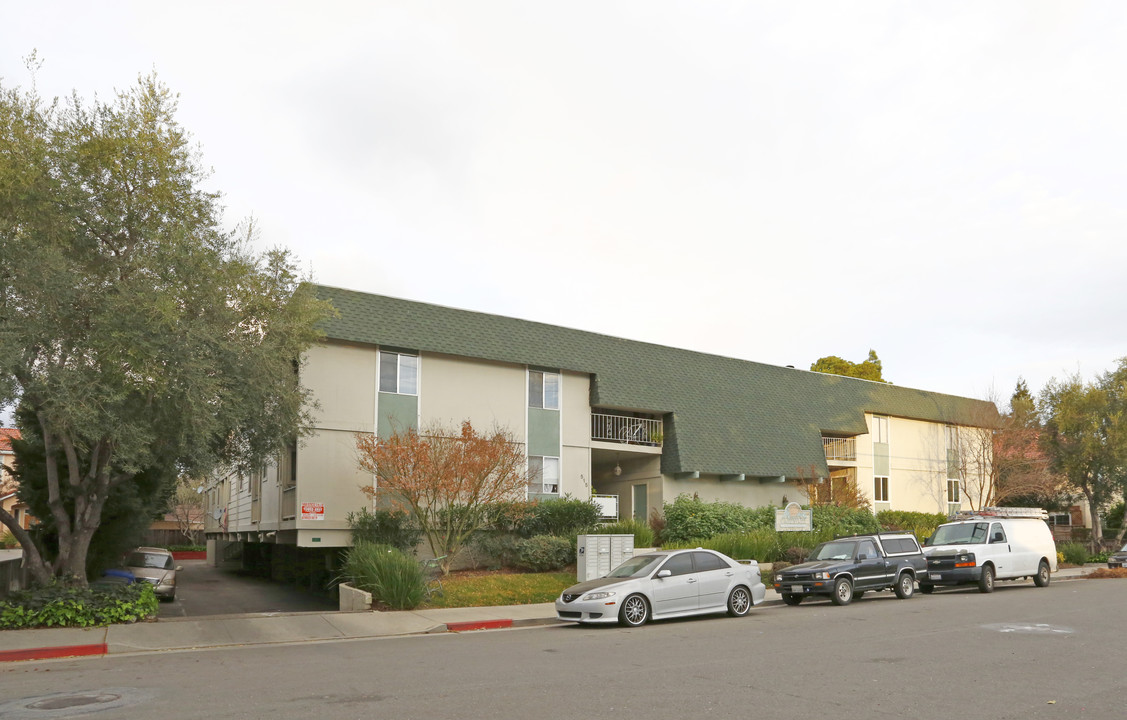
<box><xmin>582</xmin><ymin>591</ymin><xmax>616</xmax><ymax>601</ymax></box>
<box><xmin>814</xmin><ymin>572</ymin><xmax>831</xmax><ymax>580</ymax></box>
<box><xmin>774</xmin><ymin>575</ymin><xmax>783</xmax><ymax>583</ymax></box>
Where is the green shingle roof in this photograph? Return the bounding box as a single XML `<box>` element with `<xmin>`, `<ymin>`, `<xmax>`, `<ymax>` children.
<box><xmin>313</xmin><ymin>285</ymin><xmax>997</xmax><ymax>478</ymax></box>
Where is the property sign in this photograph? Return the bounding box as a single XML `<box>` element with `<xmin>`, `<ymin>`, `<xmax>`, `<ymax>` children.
<box><xmin>301</xmin><ymin>502</ymin><xmax>325</xmax><ymax>521</ymax></box>
<box><xmin>775</xmin><ymin>502</ymin><xmax>812</xmax><ymax>532</ymax></box>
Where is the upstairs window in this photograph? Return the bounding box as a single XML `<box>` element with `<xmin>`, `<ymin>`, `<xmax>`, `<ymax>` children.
<box><xmin>872</xmin><ymin>415</ymin><xmax>889</xmax><ymax>444</ymax></box>
<box><xmin>528</xmin><ymin>370</ymin><xmax>560</xmax><ymax>409</ymax></box>
<box><xmin>380</xmin><ymin>351</ymin><xmax>418</xmax><ymax>395</ymax></box>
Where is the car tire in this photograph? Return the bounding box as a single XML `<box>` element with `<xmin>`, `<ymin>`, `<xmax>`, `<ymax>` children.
<box><xmin>1034</xmin><ymin>560</ymin><xmax>1051</xmax><ymax>587</ymax></box>
<box><xmin>618</xmin><ymin>594</ymin><xmax>650</xmax><ymax>627</ymax></box>
<box><xmin>894</xmin><ymin>573</ymin><xmax>915</xmax><ymax>599</ymax></box>
<box><xmin>977</xmin><ymin>564</ymin><xmax>995</xmax><ymax>593</ymax></box>
<box><xmin>920</xmin><ymin>583</ymin><xmax>935</xmax><ymax>594</ymax></box>
<box><xmin>781</xmin><ymin>594</ymin><xmax>803</xmax><ymax>606</ymax></box>
<box><xmin>854</xmin><ymin>591</ymin><xmax>866</xmax><ymax>599</ymax></box>
<box><xmin>727</xmin><ymin>586</ymin><xmax>752</xmax><ymax>617</ymax></box>
<box><xmin>830</xmin><ymin>577</ymin><xmax>853</xmax><ymax>606</ymax></box>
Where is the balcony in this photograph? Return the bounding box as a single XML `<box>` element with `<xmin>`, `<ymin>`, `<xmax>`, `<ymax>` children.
<box><xmin>592</xmin><ymin>413</ymin><xmax>662</xmax><ymax>447</ymax></box>
<box><xmin>823</xmin><ymin>436</ymin><xmax>856</xmax><ymax>462</ymax></box>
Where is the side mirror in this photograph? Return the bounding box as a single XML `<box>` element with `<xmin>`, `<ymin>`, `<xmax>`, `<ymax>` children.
<box><xmin>857</xmin><ymin>553</ymin><xmax>870</xmax><ymax>561</ymax></box>
<box><xmin>656</xmin><ymin>569</ymin><xmax>672</xmax><ymax>579</ymax></box>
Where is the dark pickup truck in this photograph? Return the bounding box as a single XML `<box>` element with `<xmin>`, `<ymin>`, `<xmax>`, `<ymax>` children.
<box><xmin>772</xmin><ymin>533</ymin><xmax>927</xmax><ymax>606</ymax></box>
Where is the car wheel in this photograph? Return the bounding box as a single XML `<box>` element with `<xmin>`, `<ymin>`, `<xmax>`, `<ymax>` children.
<box><xmin>920</xmin><ymin>583</ymin><xmax>935</xmax><ymax>594</ymax></box>
<box><xmin>977</xmin><ymin>564</ymin><xmax>995</xmax><ymax>593</ymax></box>
<box><xmin>830</xmin><ymin>577</ymin><xmax>853</xmax><ymax>606</ymax></box>
<box><xmin>618</xmin><ymin>594</ymin><xmax>650</xmax><ymax>627</ymax></box>
<box><xmin>1034</xmin><ymin>560</ymin><xmax>1051</xmax><ymax>587</ymax></box>
<box><xmin>854</xmin><ymin>591</ymin><xmax>866</xmax><ymax>599</ymax></box>
<box><xmin>727</xmin><ymin>586</ymin><xmax>752</xmax><ymax>617</ymax></box>
<box><xmin>781</xmin><ymin>594</ymin><xmax>803</xmax><ymax>606</ymax></box>
<box><xmin>894</xmin><ymin>573</ymin><xmax>915</xmax><ymax>599</ymax></box>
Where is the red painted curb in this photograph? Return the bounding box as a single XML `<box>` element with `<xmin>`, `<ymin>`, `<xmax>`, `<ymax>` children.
<box><xmin>445</xmin><ymin>619</ymin><xmax>513</xmax><ymax>632</ymax></box>
<box><xmin>0</xmin><ymin>643</ymin><xmax>107</xmax><ymax>662</ymax></box>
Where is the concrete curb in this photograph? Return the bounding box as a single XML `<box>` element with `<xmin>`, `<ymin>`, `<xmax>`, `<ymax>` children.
<box><xmin>0</xmin><ymin>568</ymin><xmax>1097</xmax><ymax>662</ymax></box>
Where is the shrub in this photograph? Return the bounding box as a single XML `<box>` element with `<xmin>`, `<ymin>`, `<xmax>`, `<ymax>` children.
<box><xmin>0</xmin><ymin>582</ymin><xmax>158</xmax><ymax>629</ymax></box>
<box><xmin>599</xmin><ymin>519</ymin><xmax>654</xmax><ymax>548</ymax></box>
<box><xmin>522</xmin><ymin>497</ymin><xmax>601</xmax><ymax>538</ymax></box>
<box><xmin>347</xmin><ymin>508</ymin><xmax>423</xmax><ymax>553</ymax></box>
<box><xmin>661</xmin><ymin>495</ymin><xmax>773</xmax><ymax>543</ymax></box>
<box><xmin>0</xmin><ymin>530</ymin><xmax>18</xmax><ymax>549</ymax></box>
<box><xmin>514</xmin><ymin>535</ymin><xmax>573</xmax><ymax>572</ymax></box>
<box><xmin>470</xmin><ymin>532</ymin><xmax>523</xmax><ymax>570</ymax></box>
<box><xmin>483</xmin><ymin>501</ymin><xmax>537</xmax><ymax>534</ymax></box>
<box><xmin>341</xmin><ymin>542</ymin><xmax>426</xmax><ymax>610</ymax></box>
<box><xmin>811</xmin><ymin>504</ymin><xmax>880</xmax><ymax>536</ymax></box>
<box><xmin>1103</xmin><ymin>501</ymin><xmax>1125</xmax><ymax>531</ymax></box>
<box><xmin>877</xmin><ymin>510</ymin><xmax>948</xmax><ymax>541</ymax></box>
<box><xmin>783</xmin><ymin>546</ymin><xmax>811</xmax><ymax>564</ymax></box>
<box><xmin>648</xmin><ymin>508</ymin><xmax>667</xmax><ymax>546</ymax></box>
<box><xmin>166</xmin><ymin>544</ymin><xmax>206</xmax><ymax>553</ymax></box>
<box><xmin>1057</xmin><ymin>542</ymin><xmax>1089</xmax><ymax>565</ymax></box>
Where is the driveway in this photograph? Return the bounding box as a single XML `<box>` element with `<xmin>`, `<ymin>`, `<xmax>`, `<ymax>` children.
<box><xmin>158</xmin><ymin>560</ymin><xmax>339</xmax><ymax>618</ymax></box>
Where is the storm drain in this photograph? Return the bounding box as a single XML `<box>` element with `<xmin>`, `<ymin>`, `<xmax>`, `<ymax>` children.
<box><xmin>0</xmin><ymin>688</ymin><xmax>152</xmax><ymax>718</ymax></box>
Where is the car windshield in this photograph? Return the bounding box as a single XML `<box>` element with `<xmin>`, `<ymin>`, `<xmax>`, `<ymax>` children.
<box><xmin>927</xmin><ymin>523</ymin><xmax>989</xmax><ymax>546</ymax></box>
<box><xmin>1120</xmin><ymin>543</ymin><xmax>1127</xmax><ymax>553</ymax></box>
<box><xmin>809</xmin><ymin>541</ymin><xmax>857</xmax><ymax>561</ymax></box>
<box><xmin>607</xmin><ymin>555</ymin><xmax>664</xmax><ymax>578</ymax></box>
<box><xmin>127</xmin><ymin>552</ymin><xmax>173</xmax><ymax>569</ymax></box>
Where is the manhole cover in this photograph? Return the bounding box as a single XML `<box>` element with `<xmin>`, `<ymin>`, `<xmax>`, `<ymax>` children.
<box><xmin>0</xmin><ymin>688</ymin><xmax>152</xmax><ymax>718</ymax></box>
<box><xmin>982</xmin><ymin>622</ymin><xmax>1074</xmax><ymax>635</ymax></box>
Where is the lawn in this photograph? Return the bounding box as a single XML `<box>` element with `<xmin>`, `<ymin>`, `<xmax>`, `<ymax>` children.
<box><xmin>423</xmin><ymin>570</ymin><xmax>574</xmax><ymax>609</ymax></box>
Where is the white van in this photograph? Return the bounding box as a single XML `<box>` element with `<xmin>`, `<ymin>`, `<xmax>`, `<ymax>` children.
<box><xmin>920</xmin><ymin>508</ymin><xmax>1058</xmax><ymax>593</ymax></box>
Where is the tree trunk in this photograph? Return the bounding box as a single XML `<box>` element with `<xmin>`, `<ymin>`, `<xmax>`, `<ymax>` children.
<box><xmin>1082</xmin><ymin>487</ymin><xmax>1103</xmax><ymax>552</ymax></box>
<box><xmin>0</xmin><ymin>507</ymin><xmax>54</xmax><ymax>586</ymax></box>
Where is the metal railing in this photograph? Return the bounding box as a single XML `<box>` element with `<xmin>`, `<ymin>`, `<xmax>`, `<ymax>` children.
<box><xmin>591</xmin><ymin>414</ymin><xmax>662</xmax><ymax>447</ymax></box>
<box><xmin>822</xmin><ymin>436</ymin><xmax>856</xmax><ymax>461</ymax></box>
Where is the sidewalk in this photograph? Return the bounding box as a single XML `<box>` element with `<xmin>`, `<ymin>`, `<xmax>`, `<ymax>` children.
<box><xmin>0</xmin><ymin>565</ymin><xmax>1099</xmax><ymax>662</ymax></box>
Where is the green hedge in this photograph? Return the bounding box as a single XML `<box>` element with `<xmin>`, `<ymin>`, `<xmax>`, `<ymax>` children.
<box><xmin>599</xmin><ymin>519</ymin><xmax>654</xmax><ymax>548</ymax></box>
<box><xmin>514</xmin><ymin>535</ymin><xmax>574</xmax><ymax>572</ymax></box>
<box><xmin>661</xmin><ymin>495</ymin><xmax>774</xmax><ymax>543</ymax></box>
<box><xmin>0</xmin><ymin>582</ymin><xmax>158</xmax><ymax>629</ymax></box>
<box><xmin>347</xmin><ymin>507</ymin><xmax>423</xmax><ymax>553</ymax></box>
<box><xmin>876</xmin><ymin>510</ymin><xmax>948</xmax><ymax>541</ymax></box>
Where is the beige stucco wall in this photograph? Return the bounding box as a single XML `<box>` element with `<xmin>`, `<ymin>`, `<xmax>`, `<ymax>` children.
<box><xmin>662</xmin><ymin>476</ymin><xmax>797</xmax><ymax>513</ymax></box>
<box><xmin>854</xmin><ymin>413</ymin><xmax>954</xmax><ymax>514</ymax></box>
<box><xmin>560</xmin><ymin>372</ymin><xmax>592</xmax><ymax>498</ymax></box>
<box><xmin>304</xmin><ymin>343</ymin><xmax>378</xmax><ymax>433</ymax></box>
<box><xmin>418</xmin><ymin>352</ymin><xmax>526</xmax><ymax>435</ymax></box>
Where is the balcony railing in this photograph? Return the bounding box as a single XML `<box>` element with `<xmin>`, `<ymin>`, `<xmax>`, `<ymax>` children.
<box><xmin>592</xmin><ymin>413</ymin><xmax>662</xmax><ymax>447</ymax></box>
<box><xmin>823</xmin><ymin>436</ymin><xmax>856</xmax><ymax>461</ymax></box>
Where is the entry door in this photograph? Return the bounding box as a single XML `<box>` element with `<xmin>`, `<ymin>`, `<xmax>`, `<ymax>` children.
<box><xmin>633</xmin><ymin>484</ymin><xmax>648</xmax><ymax>522</ymax></box>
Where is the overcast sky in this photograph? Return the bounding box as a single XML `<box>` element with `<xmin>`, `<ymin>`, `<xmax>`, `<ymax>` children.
<box><xmin>4</xmin><ymin>1</ymin><xmax>1126</xmax><ymax>411</ymax></box>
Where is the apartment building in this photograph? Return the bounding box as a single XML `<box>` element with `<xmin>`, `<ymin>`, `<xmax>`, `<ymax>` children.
<box><xmin>204</xmin><ymin>286</ymin><xmax>997</xmax><ymax>570</ymax></box>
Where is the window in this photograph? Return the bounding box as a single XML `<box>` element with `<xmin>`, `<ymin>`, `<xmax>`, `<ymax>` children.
<box><xmin>528</xmin><ymin>370</ymin><xmax>559</xmax><ymax>410</ymax></box>
<box><xmin>872</xmin><ymin>415</ymin><xmax>889</xmax><ymax>444</ymax></box>
<box><xmin>874</xmin><ymin>476</ymin><xmax>889</xmax><ymax>502</ymax></box>
<box><xmin>528</xmin><ymin>456</ymin><xmax>560</xmax><ymax>495</ymax></box>
<box><xmin>946</xmin><ymin>480</ymin><xmax>960</xmax><ymax>504</ymax></box>
<box><xmin>659</xmin><ymin>553</ymin><xmax>695</xmax><ymax>577</ymax></box>
<box><xmin>1048</xmin><ymin>513</ymin><xmax>1071</xmax><ymax>527</ymax></box>
<box><xmin>379</xmin><ymin>351</ymin><xmax>418</xmax><ymax>395</ymax></box>
<box><xmin>692</xmin><ymin>552</ymin><xmax>728</xmax><ymax>572</ymax></box>
<box><xmin>857</xmin><ymin>540</ymin><xmax>878</xmax><ymax>559</ymax></box>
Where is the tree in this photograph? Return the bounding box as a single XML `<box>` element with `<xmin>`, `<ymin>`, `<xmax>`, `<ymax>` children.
<box><xmin>172</xmin><ymin>476</ymin><xmax>206</xmax><ymax>545</ymax></box>
<box><xmin>1039</xmin><ymin>363</ymin><xmax>1127</xmax><ymax>550</ymax></box>
<box><xmin>950</xmin><ymin>384</ymin><xmax>1062</xmax><ymax>510</ymax></box>
<box><xmin>355</xmin><ymin>421</ymin><xmax>529</xmax><ymax>573</ymax></box>
<box><xmin>0</xmin><ymin>71</ymin><xmax>333</xmax><ymax>586</ymax></box>
<box><xmin>810</xmin><ymin>350</ymin><xmax>888</xmax><ymax>383</ymax></box>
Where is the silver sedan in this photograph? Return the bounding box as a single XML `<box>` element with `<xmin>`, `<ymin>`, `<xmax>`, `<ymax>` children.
<box><xmin>555</xmin><ymin>548</ymin><xmax>767</xmax><ymax>627</ymax></box>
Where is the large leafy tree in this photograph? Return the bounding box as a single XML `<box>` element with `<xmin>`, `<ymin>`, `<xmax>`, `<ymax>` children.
<box><xmin>1039</xmin><ymin>361</ymin><xmax>1127</xmax><ymax>550</ymax></box>
<box><xmin>810</xmin><ymin>350</ymin><xmax>888</xmax><ymax>383</ymax></box>
<box><xmin>0</xmin><ymin>72</ymin><xmax>333</xmax><ymax>586</ymax></box>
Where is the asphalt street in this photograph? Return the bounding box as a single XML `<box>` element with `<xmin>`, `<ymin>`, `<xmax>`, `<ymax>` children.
<box><xmin>1</xmin><ymin>578</ymin><xmax>1122</xmax><ymax>720</ymax></box>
